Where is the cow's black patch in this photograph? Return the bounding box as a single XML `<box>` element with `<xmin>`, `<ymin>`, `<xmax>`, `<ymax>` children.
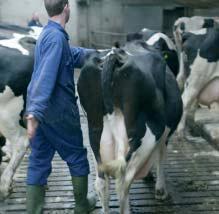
<box><xmin>199</xmin><ymin>28</ymin><xmax>219</xmax><ymax>62</ymax></box>
<box><xmin>0</xmin><ymin>40</ymin><xmax>34</xmax><ymax>128</ymax></box>
<box><xmin>203</xmin><ymin>18</ymin><xmax>214</xmax><ymax>28</ymax></box>
<box><xmin>126</xmin><ymin>32</ymin><xmax>143</xmax><ymax>42</ymax></box>
<box><xmin>180</xmin><ymin>22</ymin><xmax>185</xmax><ymax>31</ymax></box>
<box><xmin>0</xmin><ymin>136</ymin><xmax>6</xmax><ymax>164</ymax></box>
<box><xmin>182</xmin><ymin>32</ymin><xmax>205</xmax><ymax>77</ymax></box>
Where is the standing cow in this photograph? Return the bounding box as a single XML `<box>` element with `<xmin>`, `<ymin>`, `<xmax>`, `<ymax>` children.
<box><xmin>177</xmin><ymin>27</ymin><xmax>219</xmax><ymax>136</ymax></box>
<box><xmin>78</xmin><ymin>40</ymin><xmax>182</xmax><ymax>213</ymax></box>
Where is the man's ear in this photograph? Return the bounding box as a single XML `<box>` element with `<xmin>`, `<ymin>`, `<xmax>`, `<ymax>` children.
<box><xmin>63</xmin><ymin>3</ymin><xmax>69</xmax><ymax>11</ymax></box>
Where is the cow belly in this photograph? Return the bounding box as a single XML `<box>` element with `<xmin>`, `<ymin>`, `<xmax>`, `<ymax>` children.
<box><xmin>198</xmin><ymin>77</ymin><xmax>219</xmax><ymax>107</ymax></box>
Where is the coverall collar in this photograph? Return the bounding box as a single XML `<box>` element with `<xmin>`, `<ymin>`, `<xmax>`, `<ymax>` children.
<box><xmin>47</xmin><ymin>20</ymin><xmax>69</xmax><ymax>40</ymax></box>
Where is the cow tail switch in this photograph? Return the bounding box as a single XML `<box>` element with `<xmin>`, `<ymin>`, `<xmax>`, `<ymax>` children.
<box><xmin>99</xmin><ymin>159</ymin><xmax>126</xmax><ymax>178</ymax></box>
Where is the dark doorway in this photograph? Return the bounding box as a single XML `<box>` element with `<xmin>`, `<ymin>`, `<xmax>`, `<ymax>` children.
<box><xmin>163</xmin><ymin>7</ymin><xmax>185</xmax><ymax>38</ymax></box>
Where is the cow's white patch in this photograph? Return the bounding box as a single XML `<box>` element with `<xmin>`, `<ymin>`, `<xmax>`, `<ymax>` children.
<box><xmin>189</xmin><ymin>28</ymin><xmax>207</xmax><ymax>35</ymax></box>
<box><xmin>125</xmin><ymin>51</ymin><xmax>134</xmax><ymax>56</ymax></box>
<box><xmin>29</xmin><ymin>26</ymin><xmax>42</xmax><ymax>39</ymax></box>
<box><xmin>100</xmin><ymin>109</ymin><xmax>128</xmax><ymax>165</ymax></box>
<box><xmin>97</xmin><ymin>49</ymin><xmax>111</xmax><ymax>52</ymax></box>
<box><xmin>100</xmin><ymin>115</ymin><xmax>115</xmax><ymax>163</ymax></box>
<box><xmin>146</xmin><ymin>32</ymin><xmax>176</xmax><ymax>51</ymax></box>
<box><xmin>0</xmin><ymin>33</ymin><xmax>30</xmax><ymax>55</ymax></box>
<box><xmin>183</xmin><ymin>51</ymin><xmax>219</xmax><ymax>106</ymax></box>
<box><xmin>101</xmin><ymin>49</ymin><xmax>114</xmax><ymax>60</ymax></box>
<box><xmin>0</xmin><ymin>86</ymin><xmax>23</xmax><ymax>115</ymax></box>
<box><xmin>174</xmin><ymin>16</ymin><xmax>205</xmax><ymax>33</ymax></box>
<box><xmin>178</xmin><ymin>52</ymin><xmax>219</xmax><ymax>133</ymax></box>
<box><xmin>126</xmin><ymin>125</ymin><xmax>156</xmax><ymax>181</ymax></box>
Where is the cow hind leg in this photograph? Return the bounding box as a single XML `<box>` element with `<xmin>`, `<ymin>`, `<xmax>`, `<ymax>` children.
<box><xmin>177</xmin><ymin>84</ymin><xmax>199</xmax><ymax>138</ymax></box>
<box><xmin>0</xmin><ymin>95</ymin><xmax>28</xmax><ymax>197</ymax></box>
<box><xmin>155</xmin><ymin>139</ymin><xmax>168</xmax><ymax>200</ymax></box>
<box><xmin>1</xmin><ymin>139</ymin><xmax>12</xmax><ymax>162</ymax></box>
<box><xmin>95</xmin><ymin>175</ymin><xmax>110</xmax><ymax>214</ymax></box>
<box><xmin>0</xmin><ymin>126</ymin><xmax>28</xmax><ymax>198</ymax></box>
<box><xmin>117</xmin><ymin>126</ymin><xmax>167</xmax><ymax>214</ymax></box>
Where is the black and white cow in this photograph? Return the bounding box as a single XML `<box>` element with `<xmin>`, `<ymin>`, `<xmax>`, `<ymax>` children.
<box><xmin>78</xmin><ymin>40</ymin><xmax>183</xmax><ymax>213</ymax></box>
<box><xmin>0</xmin><ymin>25</ymin><xmax>41</xmax><ymax>198</ymax></box>
<box><xmin>173</xmin><ymin>16</ymin><xmax>219</xmax><ymax>90</ymax></box>
<box><xmin>177</xmin><ymin>27</ymin><xmax>219</xmax><ymax>136</ymax></box>
<box><xmin>127</xmin><ymin>28</ymin><xmax>179</xmax><ymax>77</ymax></box>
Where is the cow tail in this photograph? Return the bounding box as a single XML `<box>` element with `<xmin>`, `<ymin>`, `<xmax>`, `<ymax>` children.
<box><xmin>101</xmin><ymin>53</ymin><xmax>117</xmax><ymax>114</ymax></box>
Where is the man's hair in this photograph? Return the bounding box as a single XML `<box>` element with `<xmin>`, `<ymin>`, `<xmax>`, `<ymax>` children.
<box><xmin>44</xmin><ymin>0</ymin><xmax>68</xmax><ymax>17</ymax></box>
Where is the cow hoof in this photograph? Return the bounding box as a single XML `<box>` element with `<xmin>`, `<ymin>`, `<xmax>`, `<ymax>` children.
<box><xmin>176</xmin><ymin>129</ymin><xmax>186</xmax><ymax>142</ymax></box>
<box><xmin>155</xmin><ymin>188</ymin><xmax>168</xmax><ymax>200</ymax></box>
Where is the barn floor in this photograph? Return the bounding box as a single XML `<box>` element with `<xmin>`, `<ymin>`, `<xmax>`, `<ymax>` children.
<box><xmin>0</xmin><ymin>113</ymin><xmax>219</xmax><ymax>214</ymax></box>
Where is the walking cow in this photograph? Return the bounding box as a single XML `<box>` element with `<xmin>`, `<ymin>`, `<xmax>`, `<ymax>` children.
<box><xmin>78</xmin><ymin>40</ymin><xmax>183</xmax><ymax>213</ymax></box>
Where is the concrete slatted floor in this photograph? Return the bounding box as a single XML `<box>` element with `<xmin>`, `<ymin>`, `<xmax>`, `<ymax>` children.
<box><xmin>1</xmin><ymin>115</ymin><xmax>219</xmax><ymax>214</ymax></box>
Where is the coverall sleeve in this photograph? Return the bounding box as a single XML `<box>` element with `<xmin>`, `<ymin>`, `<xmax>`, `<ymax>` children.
<box><xmin>26</xmin><ymin>41</ymin><xmax>63</xmax><ymax>122</ymax></box>
<box><xmin>70</xmin><ymin>47</ymin><xmax>95</xmax><ymax>68</ymax></box>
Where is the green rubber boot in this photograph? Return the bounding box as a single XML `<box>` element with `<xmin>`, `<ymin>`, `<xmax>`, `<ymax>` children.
<box><xmin>26</xmin><ymin>185</ymin><xmax>45</xmax><ymax>214</ymax></box>
<box><xmin>72</xmin><ymin>176</ymin><xmax>96</xmax><ymax>214</ymax></box>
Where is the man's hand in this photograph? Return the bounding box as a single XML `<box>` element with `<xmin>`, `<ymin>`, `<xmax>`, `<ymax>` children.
<box><xmin>26</xmin><ymin>114</ymin><xmax>39</xmax><ymax>139</ymax></box>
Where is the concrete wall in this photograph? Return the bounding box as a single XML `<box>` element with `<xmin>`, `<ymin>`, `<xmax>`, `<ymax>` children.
<box><xmin>193</xmin><ymin>8</ymin><xmax>219</xmax><ymax>17</ymax></box>
<box><xmin>123</xmin><ymin>5</ymin><xmax>163</xmax><ymax>33</ymax></box>
<box><xmin>0</xmin><ymin>0</ymin><xmax>79</xmax><ymax>45</ymax></box>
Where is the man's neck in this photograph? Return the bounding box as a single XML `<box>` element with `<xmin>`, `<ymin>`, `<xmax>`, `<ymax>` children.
<box><xmin>50</xmin><ymin>15</ymin><xmax>66</xmax><ymax>28</ymax></box>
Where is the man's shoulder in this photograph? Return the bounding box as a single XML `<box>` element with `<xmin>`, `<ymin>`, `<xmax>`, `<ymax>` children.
<box><xmin>39</xmin><ymin>27</ymin><xmax>65</xmax><ymax>45</ymax></box>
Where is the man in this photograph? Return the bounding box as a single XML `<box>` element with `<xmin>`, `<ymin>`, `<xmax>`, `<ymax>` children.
<box><xmin>25</xmin><ymin>0</ymin><xmax>96</xmax><ymax>213</ymax></box>
<box><xmin>28</xmin><ymin>12</ymin><xmax>43</xmax><ymax>27</ymax></box>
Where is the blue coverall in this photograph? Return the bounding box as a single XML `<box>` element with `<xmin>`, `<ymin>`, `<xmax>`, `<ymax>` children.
<box><xmin>25</xmin><ymin>20</ymin><xmax>91</xmax><ymax>185</ymax></box>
